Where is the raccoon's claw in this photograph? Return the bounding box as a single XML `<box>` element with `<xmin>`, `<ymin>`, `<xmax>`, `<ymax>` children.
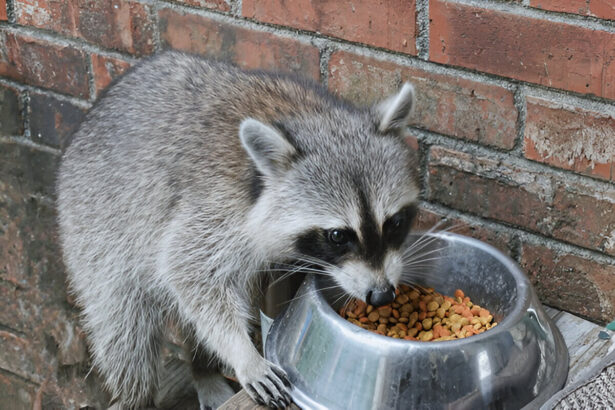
<box><xmin>240</xmin><ymin>360</ymin><xmax>292</xmax><ymax>409</ymax></box>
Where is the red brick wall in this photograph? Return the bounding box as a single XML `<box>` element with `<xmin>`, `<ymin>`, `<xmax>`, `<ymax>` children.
<box><xmin>1</xmin><ymin>0</ymin><xmax>614</xmax><ymax>406</ymax></box>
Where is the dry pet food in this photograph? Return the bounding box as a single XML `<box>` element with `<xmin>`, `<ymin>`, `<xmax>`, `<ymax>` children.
<box><xmin>339</xmin><ymin>284</ymin><xmax>497</xmax><ymax>342</ymax></box>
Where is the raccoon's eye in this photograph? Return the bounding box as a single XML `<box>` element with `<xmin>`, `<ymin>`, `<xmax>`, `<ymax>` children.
<box><xmin>386</xmin><ymin>213</ymin><xmax>405</xmax><ymax>235</ymax></box>
<box><xmin>328</xmin><ymin>229</ymin><xmax>349</xmax><ymax>246</ymax></box>
<box><xmin>390</xmin><ymin>214</ymin><xmax>404</xmax><ymax>230</ymax></box>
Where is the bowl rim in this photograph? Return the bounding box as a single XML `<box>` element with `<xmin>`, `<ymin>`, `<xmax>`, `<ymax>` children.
<box><xmin>309</xmin><ymin>231</ymin><xmax>532</xmax><ymax>347</ymax></box>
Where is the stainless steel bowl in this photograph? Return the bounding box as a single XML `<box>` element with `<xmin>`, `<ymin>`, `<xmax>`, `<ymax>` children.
<box><xmin>262</xmin><ymin>232</ymin><xmax>568</xmax><ymax>409</ymax></box>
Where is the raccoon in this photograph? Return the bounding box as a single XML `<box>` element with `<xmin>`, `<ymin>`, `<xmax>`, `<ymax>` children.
<box><xmin>57</xmin><ymin>51</ymin><xmax>420</xmax><ymax>409</ymax></box>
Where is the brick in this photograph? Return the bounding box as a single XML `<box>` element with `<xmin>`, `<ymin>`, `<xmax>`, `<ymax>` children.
<box><xmin>0</xmin><ymin>284</ymin><xmax>34</xmax><ymax>335</ymax></box>
<box><xmin>530</xmin><ymin>0</ymin><xmax>615</xmax><ymax>21</ymax></box>
<box><xmin>0</xmin><ymin>331</ymin><xmax>38</xmax><ymax>382</ymax></box>
<box><xmin>0</xmin><ymin>31</ymin><xmax>90</xmax><ymax>98</ymax></box>
<box><xmin>0</xmin><ymin>141</ymin><xmax>110</xmax><ymax>407</ymax></box>
<box><xmin>520</xmin><ymin>243</ymin><xmax>615</xmax><ymax>323</ymax></box>
<box><xmin>0</xmin><ymin>371</ymin><xmax>37</xmax><ymax>410</ymax></box>
<box><xmin>328</xmin><ymin>51</ymin><xmax>517</xmax><ymax>149</ymax></box>
<box><xmin>0</xmin><ymin>0</ymin><xmax>7</xmax><ymax>21</ymax></box>
<box><xmin>0</xmin><ymin>144</ymin><xmax>61</xmax><ymax>293</ymax></box>
<box><xmin>14</xmin><ymin>0</ymin><xmax>155</xmax><ymax>56</ymax></box>
<box><xmin>29</xmin><ymin>93</ymin><xmax>86</xmax><ymax>150</ymax></box>
<box><xmin>171</xmin><ymin>0</ymin><xmax>230</xmax><ymax>12</ymax></box>
<box><xmin>524</xmin><ymin>96</ymin><xmax>615</xmax><ymax>181</ymax></box>
<box><xmin>91</xmin><ymin>54</ymin><xmax>132</xmax><ymax>95</ymax></box>
<box><xmin>0</xmin><ymin>85</ymin><xmax>23</xmax><ymax>136</ymax></box>
<box><xmin>427</xmin><ymin>146</ymin><xmax>615</xmax><ymax>255</ymax></box>
<box><xmin>158</xmin><ymin>8</ymin><xmax>321</xmax><ymax>80</ymax></box>
<box><xmin>430</xmin><ymin>0</ymin><xmax>615</xmax><ymax>99</ymax></box>
<box><xmin>413</xmin><ymin>207</ymin><xmax>514</xmax><ymax>254</ymax></box>
<box><xmin>242</xmin><ymin>0</ymin><xmax>416</xmax><ymax>55</ymax></box>
<box><xmin>0</xmin><ymin>141</ymin><xmax>59</xmax><ymax>199</ymax></box>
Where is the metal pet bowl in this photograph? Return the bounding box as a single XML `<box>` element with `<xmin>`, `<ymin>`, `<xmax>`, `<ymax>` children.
<box><xmin>261</xmin><ymin>232</ymin><xmax>568</xmax><ymax>409</ymax></box>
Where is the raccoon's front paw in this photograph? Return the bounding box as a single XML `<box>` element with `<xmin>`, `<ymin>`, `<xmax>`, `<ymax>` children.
<box><xmin>238</xmin><ymin>359</ymin><xmax>292</xmax><ymax>409</ymax></box>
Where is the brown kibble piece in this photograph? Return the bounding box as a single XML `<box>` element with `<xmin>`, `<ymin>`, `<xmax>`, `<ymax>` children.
<box><xmin>396</xmin><ymin>294</ymin><xmax>409</xmax><ymax>304</ymax></box>
<box><xmin>422</xmin><ymin>318</ymin><xmax>433</xmax><ymax>331</ymax></box>
<box><xmin>378</xmin><ymin>306</ymin><xmax>392</xmax><ymax>318</ymax></box>
<box><xmin>419</xmin><ymin>330</ymin><xmax>434</xmax><ymax>341</ymax></box>
<box><xmin>400</xmin><ymin>304</ymin><xmax>413</xmax><ymax>313</ymax></box>
<box><xmin>368</xmin><ymin>311</ymin><xmax>380</xmax><ymax>322</ymax></box>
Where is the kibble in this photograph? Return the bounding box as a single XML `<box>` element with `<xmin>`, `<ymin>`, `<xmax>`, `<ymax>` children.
<box><xmin>339</xmin><ymin>284</ymin><xmax>497</xmax><ymax>342</ymax></box>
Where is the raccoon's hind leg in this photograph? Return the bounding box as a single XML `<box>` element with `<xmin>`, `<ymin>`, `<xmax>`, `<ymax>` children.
<box><xmin>184</xmin><ymin>335</ymin><xmax>236</xmax><ymax>410</ymax></box>
<box><xmin>81</xmin><ymin>288</ymin><xmax>164</xmax><ymax>408</ymax></box>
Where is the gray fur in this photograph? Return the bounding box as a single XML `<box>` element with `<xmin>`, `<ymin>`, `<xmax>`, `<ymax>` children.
<box><xmin>57</xmin><ymin>51</ymin><xmax>419</xmax><ymax>408</ymax></box>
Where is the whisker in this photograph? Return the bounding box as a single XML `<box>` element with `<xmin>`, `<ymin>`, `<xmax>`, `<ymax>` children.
<box><xmin>332</xmin><ymin>291</ymin><xmax>354</xmax><ymax>308</ymax></box>
<box><xmin>406</xmin><ymin>220</ymin><xmax>466</xmax><ymax>256</ymax></box>
<box><xmin>403</xmin><ymin>231</ymin><xmax>446</xmax><ymax>259</ymax></box>
<box><xmin>403</xmin><ymin>243</ymin><xmax>449</xmax><ymax>258</ymax></box>
<box><xmin>279</xmin><ymin>283</ymin><xmax>343</xmax><ymax>306</ymax></box>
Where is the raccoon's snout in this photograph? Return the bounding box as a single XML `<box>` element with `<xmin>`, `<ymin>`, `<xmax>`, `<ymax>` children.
<box><xmin>366</xmin><ymin>285</ymin><xmax>396</xmax><ymax>307</ymax></box>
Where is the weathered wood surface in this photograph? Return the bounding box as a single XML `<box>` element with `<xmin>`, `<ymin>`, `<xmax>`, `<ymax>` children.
<box><xmin>544</xmin><ymin>306</ymin><xmax>614</xmax><ymax>385</ymax></box>
<box><xmin>220</xmin><ymin>305</ymin><xmax>614</xmax><ymax>409</ymax></box>
<box><xmin>218</xmin><ymin>390</ymin><xmax>300</xmax><ymax>410</ymax></box>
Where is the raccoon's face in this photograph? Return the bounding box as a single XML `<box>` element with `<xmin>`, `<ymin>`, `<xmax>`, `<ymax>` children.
<box><xmin>242</xmin><ymin>83</ymin><xmax>419</xmax><ymax>306</ymax></box>
<box><xmin>291</xmin><ymin>194</ymin><xmax>418</xmax><ymax>307</ymax></box>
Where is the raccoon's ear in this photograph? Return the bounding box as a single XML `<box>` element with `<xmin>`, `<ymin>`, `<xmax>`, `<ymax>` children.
<box><xmin>239</xmin><ymin>118</ymin><xmax>296</xmax><ymax>177</ymax></box>
<box><xmin>374</xmin><ymin>82</ymin><xmax>415</xmax><ymax>134</ymax></box>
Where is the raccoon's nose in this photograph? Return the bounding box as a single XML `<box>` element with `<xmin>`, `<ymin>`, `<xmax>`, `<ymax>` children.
<box><xmin>366</xmin><ymin>285</ymin><xmax>396</xmax><ymax>307</ymax></box>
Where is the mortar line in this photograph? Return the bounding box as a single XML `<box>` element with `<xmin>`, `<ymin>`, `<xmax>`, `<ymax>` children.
<box><xmin>512</xmin><ymin>84</ymin><xmax>527</xmax><ymax>155</ymax></box>
<box><xmin>0</xmin><ymin>22</ymin><xmax>141</xmax><ymax>63</ymax></box>
<box><xmin>230</xmin><ymin>0</ymin><xmax>242</xmax><ymax>17</ymax></box>
<box><xmin>0</xmin><ymin>77</ymin><xmax>92</xmax><ymax>110</ymax></box>
<box><xmin>331</xmin><ymin>39</ymin><xmax>615</xmax><ymax>107</ymax></box>
<box><xmin>418</xmin><ymin>135</ymin><xmax>430</xmax><ymax>201</ymax></box>
<box><xmin>86</xmin><ymin>52</ymin><xmax>97</xmax><ymax>102</ymax></box>
<box><xmin>0</xmin><ymin>368</ymin><xmax>40</xmax><ymax>387</ymax></box>
<box><xmin>0</xmin><ymin>323</ymin><xmax>27</xmax><ymax>338</ymax></box>
<box><xmin>21</xmin><ymin>89</ymin><xmax>30</xmax><ymax>139</ymax></box>
<box><xmin>318</xmin><ymin>44</ymin><xmax>335</xmax><ymax>88</ymax></box>
<box><xmin>415</xmin><ymin>0</ymin><xmax>430</xmax><ymax>60</ymax></box>
<box><xmin>151</xmin><ymin>1</ymin><xmax>163</xmax><ymax>53</ymax></box>
<box><xmin>419</xmin><ymin>200</ymin><xmax>615</xmax><ymax>265</ymax></box>
<box><xmin>508</xmin><ymin>233</ymin><xmax>522</xmax><ymax>264</ymax></box>
<box><xmin>5</xmin><ymin>0</ymin><xmax>15</xmax><ymax>23</ymax></box>
<box><xmin>411</xmin><ymin>127</ymin><xmax>615</xmax><ymax>195</ymax></box>
<box><xmin>445</xmin><ymin>0</ymin><xmax>615</xmax><ymax>32</ymax></box>
<box><xmin>1</xmin><ymin>135</ymin><xmax>63</xmax><ymax>155</ymax></box>
<box><xmin>3</xmin><ymin>6</ymin><xmax>615</xmax><ymax>107</ymax></box>
<box><xmin>157</xmin><ymin>0</ymin><xmax>615</xmax><ymax>103</ymax></box>
<box><xmin>522</xmin><ymin>84</ymin><xmax>615</xmax><ymax>116</ymax></box>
